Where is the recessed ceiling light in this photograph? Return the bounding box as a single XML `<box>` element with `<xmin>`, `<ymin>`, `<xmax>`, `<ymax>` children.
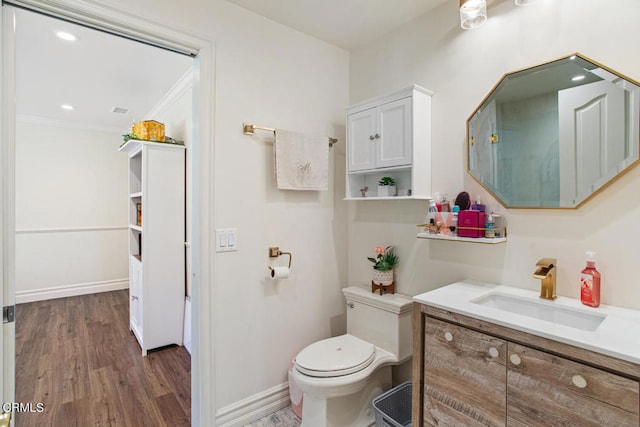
<box><xmin>111</xmin><ymin>107</ymin><xmax>129</xmax><ymax>114</ymax></box>
<box><xmin>56</xmin><ymin>31</ymin><xmax>77</xmax><ymax>42</ymax></box>
<box><xmin>61</xmin><ymin>104</ymin><xmax>74</xmax><ymax>111</ymax></box>
<box><xmin>572</xmin><ymin>75</ymin><xmax>586</xmax><ymax>82</ymax></box>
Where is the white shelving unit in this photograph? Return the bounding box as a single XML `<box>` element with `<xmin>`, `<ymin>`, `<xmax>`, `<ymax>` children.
<box><xmin>345</xmin><ymin>85</ymin><xmax>433</xmax><ymax>200</ymax></box>
<box><xmin>119</xmin><ymin>139</ymin><xmax>186</xmax><ymax>355</ymax></box>
<box><xmin>416</xmin><ymin>232</ymin><xmax>507</xmax><ymax>244</ymax></box>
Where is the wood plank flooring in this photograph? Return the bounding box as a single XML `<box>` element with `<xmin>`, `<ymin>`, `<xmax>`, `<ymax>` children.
<box><xmin>15</xmin><ymin>290</ymin><xmax>191</xmax><ymax>427</ymax></box>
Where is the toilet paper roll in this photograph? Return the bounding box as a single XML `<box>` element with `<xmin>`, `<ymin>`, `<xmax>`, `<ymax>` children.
<box><xmin>270</xmin><ymin>266</ymin><xmax>290</xmax><ymax>280</ymax></box>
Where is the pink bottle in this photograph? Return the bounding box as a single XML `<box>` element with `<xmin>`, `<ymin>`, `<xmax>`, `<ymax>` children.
<box><xmin>580</xmin><ymin>251</ymin><xmax>600</xmax><ymax>307</ymax></box>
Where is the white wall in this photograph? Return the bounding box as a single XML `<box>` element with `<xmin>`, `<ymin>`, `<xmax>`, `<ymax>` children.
<box><xmin>147</xmin><ymin>70</ymin><xmax>193</xmax><ymax>297</ymax></box>
<box><xmin>349</xmin><ymin>0</ymin><xmax>640</xmax><ymax>310</ymax></box>
<box><xmin>87</xmin><ymin>0</ymin><xmax>350</xmax><ymax>422</ymax></box>
<box><xmin>15</xmin><ymin>121</ymin><xmax>129</xmax><ymax>302</ymax></box>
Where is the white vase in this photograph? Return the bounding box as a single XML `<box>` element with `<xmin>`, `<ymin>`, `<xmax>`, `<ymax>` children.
<box><xmin>372</xmin><ymin>269</ymin><xmax>394</xmax><ymax>286</ymax></box>
<box><xmin>377</xmin><ymin>185</ymin><xmax>396</xmax><ymax>197</ymax></box>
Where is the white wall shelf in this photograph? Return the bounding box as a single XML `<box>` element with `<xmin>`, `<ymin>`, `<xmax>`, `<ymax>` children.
<box><xmin>416</xmin><ymin>232</ymin><xmax>507</xmax><ymax>244</ymax></box>
<box><xmin>345</xmin><ymin>196</ymin><xmax>429</xmax><ymax>201</ymax></box>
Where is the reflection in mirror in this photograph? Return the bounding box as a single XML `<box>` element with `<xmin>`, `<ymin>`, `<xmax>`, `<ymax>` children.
<box><xmin>467</xmin><ymin>53</ymin><xmax>640</xmax><ymax>208</ymax></box>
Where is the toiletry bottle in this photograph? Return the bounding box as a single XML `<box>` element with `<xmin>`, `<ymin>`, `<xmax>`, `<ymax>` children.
<box><xmin>485</xmin><ymin>211</ymin><xmax>495</xmax><ymax>238</ymax></box>
<box><xmin>428</xmin><ymin>199</ymin><xmax>438</xmax><ymax>233</ymax></box>
<box><xmin>440</xmin><ymin>194</ymin><xmax>451</xmax><ymax>212</ymax></box>
<box><xmin>580</xmin><ymin>251</ymin><xmax>601</xmax><ymax>307</ymax></box>
<box><xmin>472</xmin><ymin>196</ymin><xmax>486</xmax><ymax>212</ymax></box>
<box><xmin>450</xmin><ymin>205</ymin><xmax>460</xmax><ymax>236</ymax></box>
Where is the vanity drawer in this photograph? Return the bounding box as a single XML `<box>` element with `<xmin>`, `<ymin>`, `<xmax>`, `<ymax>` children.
<box><xmin>507</xmin><ymin>342</ymin><xmax>639</xmax><ymax>427</ymax></box>
<box><xmin>423</xmin><ymin>317</ymin><xmax>507</xmax><ymax>426</ymax></box>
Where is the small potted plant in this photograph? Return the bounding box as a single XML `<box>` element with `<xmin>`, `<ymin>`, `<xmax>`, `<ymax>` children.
<box><xmin>377</xmin><ymin>176</ymin><xmax>396</xmax><ymax>197</ymax></box>
<box><xmin>368</xmin><ymin>245</ymin><xmax>399</xmax><ymax>287</ymax></box>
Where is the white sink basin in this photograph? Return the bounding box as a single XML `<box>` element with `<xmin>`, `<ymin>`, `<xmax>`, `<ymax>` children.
<box><xmin>472</xmin><ymin>292</ymin><xmax>607</xmax><ymax>332</ymax></box>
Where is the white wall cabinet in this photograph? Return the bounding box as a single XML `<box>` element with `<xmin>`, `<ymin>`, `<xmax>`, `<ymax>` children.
<box><xmin>346</xmin><ymin>85</ymin><xmax>432</xmax><ymax>200</ymax></box>
<box><xmin>119</xmin><ymin>139</ymin><xmax>185</xmax><ymax>355</ymax></box>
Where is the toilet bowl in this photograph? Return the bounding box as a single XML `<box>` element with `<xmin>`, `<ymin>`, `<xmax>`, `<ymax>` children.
<box><xmin>292</xmin><ymin>286</ymin><xmax>413</xmax><ymax>427</ymax></box>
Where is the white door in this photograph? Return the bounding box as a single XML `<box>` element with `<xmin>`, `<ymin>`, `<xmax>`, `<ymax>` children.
<box><xmin>559</xmin><ymin>80</ymin><xmax>625</xmax><ymax>205</ymax></box>
<box><xmin>376</xmin><ymin>97</ymin><xmax>412</xmax><ymax>168</ymax></box>
<box><xmin>468</xmin><ymin>99</ymin><xmax>497</xmax><ymax>188</ymax></box>
<box><xmin>0</xmin><ymin>4</ymin><xmax>16</xmax><ymax>413</ymax></box>
<box><xmin>347</xmin><ymin>107</ymin><xmax>377</xmax><ymax>172</ymax></box>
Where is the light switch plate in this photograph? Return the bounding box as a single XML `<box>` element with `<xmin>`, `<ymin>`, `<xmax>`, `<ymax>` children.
<box><xmin>216</xmin><ymin>228</ymin><xmax>237</xmax><ymax>252</ymax></box>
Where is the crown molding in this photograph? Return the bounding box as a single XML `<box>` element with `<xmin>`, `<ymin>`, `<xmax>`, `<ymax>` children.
<box><xmin>145</xmin><ymin>68</ymin><xmax>193</xmax><ymax>120</ymax></box>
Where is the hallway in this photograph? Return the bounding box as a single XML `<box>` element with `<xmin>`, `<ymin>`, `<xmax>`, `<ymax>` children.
<box><xmin>15</xmin><ymin>290</ymin><xmax>190</xmax><ymax>426</ymax></box>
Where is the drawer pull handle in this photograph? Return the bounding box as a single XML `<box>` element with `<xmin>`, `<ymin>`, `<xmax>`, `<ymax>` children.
<box><xmin>488</xmin><ymin>347</ymin><xmax>499</xmax><ymax>358</ymax></box>
<box><xmin>572</xmin><ymin>375</ymin><xmax>587</xmax><ymax>388</ymax></box>
<box><xmin>510</xmin><ymin>354</ymin><xmax>521</xmax><ymax>366</ymax></box>
<box><xmin>444</xmin><ymin>332</ymin><xmax>453</xmax><ymax>342</ymax></box>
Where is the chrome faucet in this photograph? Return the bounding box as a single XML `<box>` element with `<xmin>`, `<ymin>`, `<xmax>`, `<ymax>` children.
<box><xmin>533</xmin><ymin>258</ymin><xmax>557</xmax><ymax>300</ymax></box>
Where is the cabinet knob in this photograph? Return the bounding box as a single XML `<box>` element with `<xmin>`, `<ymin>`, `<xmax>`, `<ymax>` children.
<box><xmin>347</xmin><ymin>302</ymin><xmax>355</xmax><ymax>309</ymax></box>
<box><xmin>444</xmin><ymin>332</ymin><xmax>453</xmax><ymax>342</ymax></box>
<box><xmin>572</xmin><ymin>374</ymin><xmax>587</xmax><ymax>388</ymax></box>
<box><xmin>369</xmin><ymin>135</ymin><xmax>375</xmax><ymax>140</ymax></box>
<box><xmin>374</xmin><ymin>133</ymin><xmax>380</xmax><ymax>139</ymax></box>
<box><xmin>488</xmin><ymin>347</ymin><xmax>499</xmax><ymax>358</ymax></box>
<box><xmin>510</xmin><ymin>354</ymin><xmax>521</xmax><ymax>366</ymax></box>
<box><xmin>131</xmin><ymin>295</ymin><xmax>139</xmax><ymax>301</ymax></box>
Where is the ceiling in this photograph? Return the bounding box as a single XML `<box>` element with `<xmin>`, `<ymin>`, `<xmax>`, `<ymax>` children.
<box><xmin>14</xmin><ymin>7</ymin><xmax>193</xmax><ymax>134</ymax></box>
<box><xmin>14</xmin><ymin>1</ymin><xmax>450</xmax><ymax>133</ymax></box>
<box><xmin>226</xmin><ymin>0</ymin><xmax>449</xmax><ymax>50</ymax></box>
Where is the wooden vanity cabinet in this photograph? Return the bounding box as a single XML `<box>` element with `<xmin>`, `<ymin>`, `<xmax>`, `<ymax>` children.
<box><xmin>413</xmin><ymin>303</ymin><xmax>640</xmax><ymax>427</ymax></box>
<box><xmin>507</xmin><ymin>343</ymin><xmax>639</xmax><ymax>426</ymax></box>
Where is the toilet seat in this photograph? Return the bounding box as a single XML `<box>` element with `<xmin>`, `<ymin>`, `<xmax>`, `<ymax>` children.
<box><xmin>295</xmin><ymin>334</ymin><xmax>375</xmax><ymax>378</ymax></box>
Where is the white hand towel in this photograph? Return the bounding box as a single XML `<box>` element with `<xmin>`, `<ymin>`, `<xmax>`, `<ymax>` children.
<box><xmin>274</xmin><ymin>129</ymin><xmax>329</xmax><ymax>191</ymax></box>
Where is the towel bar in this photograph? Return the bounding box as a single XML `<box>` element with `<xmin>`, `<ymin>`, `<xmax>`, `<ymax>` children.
<box><xmin>243</xmin><ymin>122</ymin><xmax>338</xmax><ymax>147</ymax></box>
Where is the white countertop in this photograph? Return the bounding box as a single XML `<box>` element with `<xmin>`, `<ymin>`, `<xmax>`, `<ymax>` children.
<box><xmin>414</xmin><ymin>280</ymin><xmax>640</xmax><ymax>365</ymax></box>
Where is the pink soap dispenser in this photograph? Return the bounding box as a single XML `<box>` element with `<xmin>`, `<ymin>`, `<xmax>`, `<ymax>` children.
<box><xmin>580</xmin><ymin>251</ymin><xmax>601</xmax><ymax>307</ymax></box>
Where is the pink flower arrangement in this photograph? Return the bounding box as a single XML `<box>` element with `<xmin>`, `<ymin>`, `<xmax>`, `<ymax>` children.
<box><xmin>367</xmin><ymin>246</ymin><xmax>399</xmax><ymax>271</ymax></box>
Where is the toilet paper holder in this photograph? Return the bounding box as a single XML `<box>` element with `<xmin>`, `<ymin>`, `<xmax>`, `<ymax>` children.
<box><xmin>268</xmin><ymin>246</ymin><xmax>293</xmax><ymax>270</ymax></box>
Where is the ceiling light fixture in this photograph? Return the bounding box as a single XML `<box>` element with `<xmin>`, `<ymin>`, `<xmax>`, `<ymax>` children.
<box><xmin>56</xmin><ymin>31</ymin><xmax>77</xmax><ymax>41</ymax></box>
<box><xmin>460</xmin><ymin>0</ymin><xmax>487</xmax><ymax>30</ymax></box>
<box><xmin>514</xmin><ymin>0</ymin><xmax>537</xmax><ymax>5</ymax></box>
<box><xmin>61</xmin><ymin>104</ymin><xmax>74</xmax><ymax>111</ymax></box>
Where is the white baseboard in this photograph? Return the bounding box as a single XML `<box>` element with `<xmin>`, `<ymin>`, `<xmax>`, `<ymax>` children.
<box><xmin>16</xmin><ymin>278</ymin><xmax>129</xmax><ymax>303</ymax></box>
<box><xmin>216</xmin><ymin>382</ymin><xmax>291</xmax><ymax>427</ymax></box>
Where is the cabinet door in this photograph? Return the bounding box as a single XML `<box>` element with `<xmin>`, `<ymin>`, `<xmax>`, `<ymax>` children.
<box><xmin>507</xmin><ymin>343</ymin><xmax>639</xmax><ymax>427</ymax></box>
<box><xmin>129</xmin><ymin>257</ymin><xmax>143</xmax><ymax>336</ymax></box>
<box><xmin>423</xmin><ymin>317</ymin><xmax>507</xmax><ymax>427</ymax></box>
<box><xmin>377</xmin><ymin>97</ymin><xmax>412</xmax><ymax>168</ymax></box>
<box><xmin>347</xmin><ymin>107</ymin><xmax>377</xmax><ymax>172</ymax></box>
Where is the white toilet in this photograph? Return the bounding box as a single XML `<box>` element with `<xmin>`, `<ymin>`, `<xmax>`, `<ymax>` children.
<box><xmin>292</xmin><ymin>286</ymin><xmax>413</xmax><ymax>427</ymax></box>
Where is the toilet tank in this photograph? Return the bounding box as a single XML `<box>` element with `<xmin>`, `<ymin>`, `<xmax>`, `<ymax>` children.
<box><xmin>342</xmin><ymin>286</ymin><xmax>413</xmax><ymax>362</ymax></box>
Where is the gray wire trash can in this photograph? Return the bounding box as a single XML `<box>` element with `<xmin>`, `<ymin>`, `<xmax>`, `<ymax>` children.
<box><xmin>372</xmin><ymin>381</ymin><xmax>412</xmax><ymax>427</ymax></box>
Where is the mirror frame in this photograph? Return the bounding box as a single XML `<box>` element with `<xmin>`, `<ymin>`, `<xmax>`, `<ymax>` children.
<box><xmin>466</xmin><ymin>53</ymin><xmax>640</xmax><ymax>209</ymax></box>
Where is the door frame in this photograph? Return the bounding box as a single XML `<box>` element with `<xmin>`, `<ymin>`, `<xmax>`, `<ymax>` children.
<box><xmin>1</xmin><ymin>1</ymin><xmax>216</xmax><ymax>425</ymax></box>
